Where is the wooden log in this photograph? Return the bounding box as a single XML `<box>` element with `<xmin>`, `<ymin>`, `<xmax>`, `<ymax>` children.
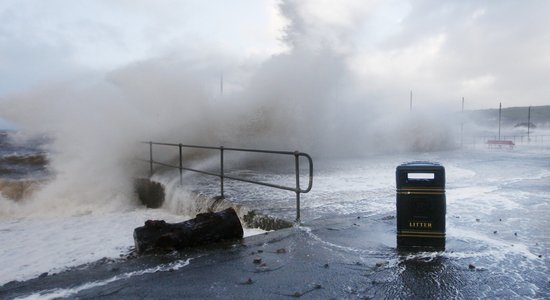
<box><xmin>133</xmin><ymin>207</ymin><xmax>244</xmax><ymax>254</ymax></box>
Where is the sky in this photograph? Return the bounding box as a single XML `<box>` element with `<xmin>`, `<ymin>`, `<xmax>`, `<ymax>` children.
<box><xmin>0</xmin><ymin>0</ymin><xmax>285</xmax><ymax>95</ymax></box>
<box><xmin>0</xmin><ymin>0</ymin><xmax>549</xmax><ymax>129</ymax></box>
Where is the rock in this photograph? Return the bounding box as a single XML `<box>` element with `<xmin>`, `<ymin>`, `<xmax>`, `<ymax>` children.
<box><xmin>375</xmin><ymin>261</ymin><xmax>388</xmax><ymax>268</ymax></box>
<box><xmin>324</xmin><ymin>263</ymin><xmax>329</xmax><ymax>268</ymax></box>
<box><xmin>468</xmin><ymin>264</ymin><xmax>476</xmax><ymax>270</ymax></box>
<box><xmin>242</xmin><ymin>210</ymin><xmax>293</xmax><ymax>231</ymax></box>
<box><xmin>133</xmin><ymin>207</ymin><xmax>243</xmax><ymax>254</ymax></box>
<box><xmin>253</xmin><ymin>258</ymin><xmax>262</xmax><ymax>264</ymax></box>
<box><xmin>134</xmin><ymin>178</ymin><xmax>165</xmax><ymax>208</ymax></box>
<box><xmin>0</xmin><ymin>179</ymin><xmax>43</xmax><ymax>201</ymax></box>
<box><xmin>276</xmin><ymin>248</ymin><xmax>287</xmax><ymax>254</ymax></box>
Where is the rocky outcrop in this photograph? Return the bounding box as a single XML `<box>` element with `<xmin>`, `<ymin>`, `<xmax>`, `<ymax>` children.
<box><xmin>133</xmin><ymin>207</ymin><xmax>243</xmax><ymax>254</ymax></box>
<box><xmin>0</xmin><ymin>179</ymin><xmax>43</xmax><ymax>200</ymax></box>
<box><xmin>134</xmin><ymin>179</ymin><xmax>294</xmax><ymax>231</ymax></box>
<box><xmin>134</xmin><ymin>178</ymin><xmax>165</xmax><ymax>208</ymax></box>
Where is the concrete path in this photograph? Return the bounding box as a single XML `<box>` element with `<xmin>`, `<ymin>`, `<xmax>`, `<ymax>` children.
<box><xmin>1</xmin><ymin>213</ymin><xmax>543</xmax><ymax>299</ymax></box>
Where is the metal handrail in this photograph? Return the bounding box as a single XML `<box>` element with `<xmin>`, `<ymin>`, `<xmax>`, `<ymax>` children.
<box><xmin>142</xmin><ymin>141</ymin><xmax>313</xmax><ymax>223</ymax></box>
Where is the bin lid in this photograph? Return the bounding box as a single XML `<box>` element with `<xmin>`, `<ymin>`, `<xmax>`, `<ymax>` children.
<box><xmin>396</xmin><ymin>161</ymin><xmax>445</xmax><ymax>188</ymax></box>
<box><xmin>397</xmin><ymin>161</ymin><xmax>444</xmax><ymax>170</ymax></box>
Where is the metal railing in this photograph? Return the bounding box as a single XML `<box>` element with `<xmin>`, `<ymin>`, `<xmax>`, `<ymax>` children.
<box><xmin>142</xmin><ymin>141</ymin><xmax>313</xmax><ymax>223</ymax></box>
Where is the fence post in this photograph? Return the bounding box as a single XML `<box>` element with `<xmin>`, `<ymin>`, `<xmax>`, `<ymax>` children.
<box><xmin>149</xmin><ymin>141</ymin><xmax>153</xmax><ymax>177</ymax></box>
<box><xmin>179</xmin><ymin>143</ymin><xmax>183</xmax><ymax>185</ymax></box>
<box><xmin>294</xmin><ymin>151</ymin><xmax>301</xmax><ymax>224</ymax></box>
<box><xmin>220</xmin><ymin>146</ymin><xmax>224</xmax><ymax>198</ymax></box>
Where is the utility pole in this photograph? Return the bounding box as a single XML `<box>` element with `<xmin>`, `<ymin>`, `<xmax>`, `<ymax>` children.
<box><xmin>527</xmin><ymin>106</ymin><xmax>531</xmax><ymax>142</ymax></box>
<box><xmin>461</xmin><ymin>97</ymin><xmax>464</xmax><ymax>148</ymax></box>
<box><xmin>220</xmin><ymin>73</ymin><xmax>224</xmax><ymax>96</ymax></box>
<box><xmin>410</xmin><ymin>90</ymin><xmax>413</xmax><ymax>112</ymax></box>
<box><xmin>498</xmin><ymin>102</ymin><xmax>502</xmax><ymax>140</ymax></box>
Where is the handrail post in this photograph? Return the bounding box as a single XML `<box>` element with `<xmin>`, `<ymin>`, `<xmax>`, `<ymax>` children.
<box><xmin>179</xmin><ymin>143</ymin><xmax>183</xmax><ymax>185</ymax></box>
<box><xmin>149</xmin><ymin>141</ymin><xmax>153</xmax><ymax>177</ymax></box>
<box><xmin>294</xmin><ymin>151</ymin><xmax>301</xmax><ymax>224</ymax></box>
<box><xmin>220</xmin><ymin>146</ymin><xmax>224</xmax><ymax>198</ymax></box>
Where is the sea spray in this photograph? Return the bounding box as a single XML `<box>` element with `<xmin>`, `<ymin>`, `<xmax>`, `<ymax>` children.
<box><xmin>0</xmin><ymin>0</ymin><xmax>460</xmax><ymax>216</ymax></box>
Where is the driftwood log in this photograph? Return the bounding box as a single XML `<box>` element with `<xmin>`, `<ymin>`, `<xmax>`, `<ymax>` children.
<box><xmin>133</xmin><ymin>207</ymin><xmax>244</xmax><ymax>254</ymax></box>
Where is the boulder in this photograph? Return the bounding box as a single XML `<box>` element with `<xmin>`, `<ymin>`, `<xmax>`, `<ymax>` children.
<box><xmin>133</xmin><ymin>207</ymin><xmax>243</xmax><ymax>254</ymax></box>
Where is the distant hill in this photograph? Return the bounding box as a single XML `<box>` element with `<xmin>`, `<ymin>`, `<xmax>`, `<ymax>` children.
<box><xmin>465</xmin><ymin>105</ymin><xmax>550</xmax><ymax>128</ymax></box>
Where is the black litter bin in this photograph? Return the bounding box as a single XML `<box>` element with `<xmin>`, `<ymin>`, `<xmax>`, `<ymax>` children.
<box><xmin>396</xmin><ymin>161</ymin><xmax>445</xmax><ymax>249</ymax></box>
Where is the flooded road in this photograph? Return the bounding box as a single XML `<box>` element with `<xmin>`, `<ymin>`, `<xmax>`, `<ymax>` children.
<box><xmin>2</xmin><ymin>146</ymin><xmax>549</xmax><ymax>299</ymax></box>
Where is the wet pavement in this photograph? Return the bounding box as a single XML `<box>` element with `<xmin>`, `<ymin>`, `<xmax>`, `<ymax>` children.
<box><xmin>3</xmin><ymin>212</ymin><xmax>548</xmax><ymax>299</ymax></box>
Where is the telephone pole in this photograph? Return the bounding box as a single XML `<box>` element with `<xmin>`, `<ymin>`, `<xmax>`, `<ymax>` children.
<box><xmin>220</xmin><ymin>74</ymin><xmax>224</xmax><ymax>96</ymax></box>
<box><xmin>527</xmin><ymin>106</ymin><xmax>531</xmax><ymax>142</ymax></box>
<box><xmin>498</xmin><ymin>102</ymin><xmax>502</xmax><ymax>140</ymax></box>
<box><xmin>461</xmin><ymin>97</ymin><xmax>464</xmax><ymax>148</ymax></box>
<box><xmin>410</xmin><ymin>90</ymin><xmax>413</xmax><ymax>112</ymax></box>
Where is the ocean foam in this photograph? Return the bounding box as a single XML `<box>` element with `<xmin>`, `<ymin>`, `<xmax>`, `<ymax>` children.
<box><xmin>0</xmin><ymin>208</ymin><xmax>263</xmax><ymax>286</ymax></box>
